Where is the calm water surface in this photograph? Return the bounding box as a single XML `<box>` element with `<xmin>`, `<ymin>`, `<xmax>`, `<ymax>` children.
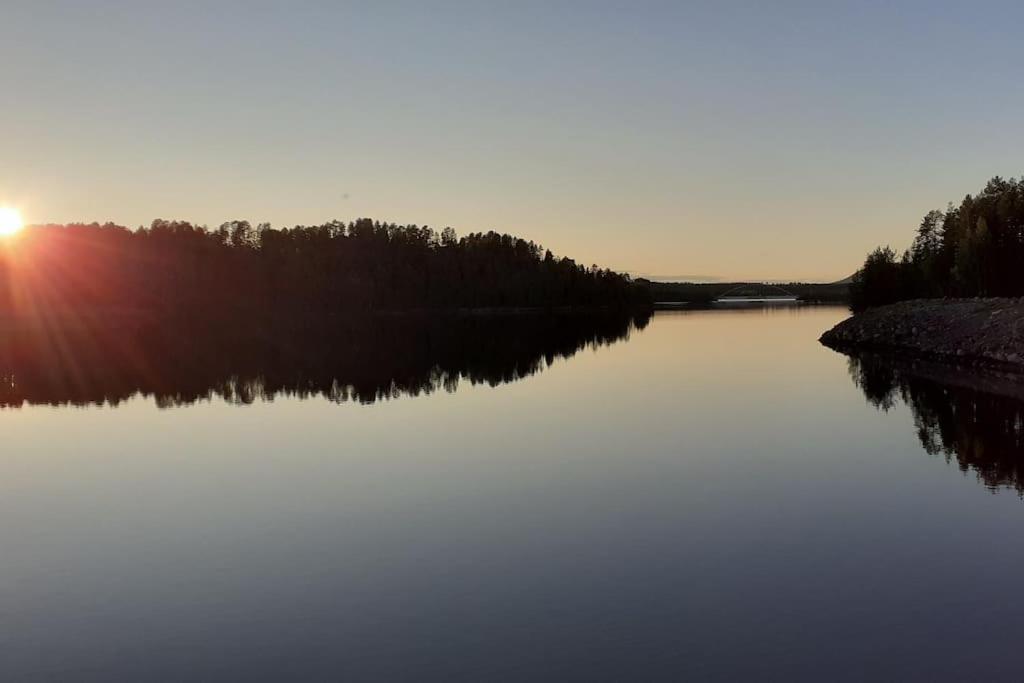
<box><xmin>4</xmin><ymin>306</ymin><xmax>1024</xmax><ymax>681</ymax></box>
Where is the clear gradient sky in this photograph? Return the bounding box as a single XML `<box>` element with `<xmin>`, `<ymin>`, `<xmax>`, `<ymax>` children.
<box><xmin>2</xmin><ymin>1</ymin><xmax>1022</xmax><ymax>281</ymax></box>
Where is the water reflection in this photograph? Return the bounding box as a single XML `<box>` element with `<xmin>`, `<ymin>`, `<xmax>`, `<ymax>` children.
<box><xmin>845</xmin><ymin>351</ymin><xmax>1024</xmax><ymax>493</ymax></box>
<box><xmin>0</xmin><ymin>311</ymin><xmax>649</xmax><ymax>409</ymax></box>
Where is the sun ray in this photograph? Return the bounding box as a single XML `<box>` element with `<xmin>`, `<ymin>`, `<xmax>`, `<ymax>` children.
<box><xmin>0</xmin><ymin>208</ymin><xmax>24</xmax><ymax>237</ymax></box>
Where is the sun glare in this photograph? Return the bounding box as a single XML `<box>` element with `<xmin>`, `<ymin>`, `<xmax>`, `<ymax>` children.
<box><xmin>0</xmin><ymin>207</ymin><xmax>24</xmax><ymax>237</ymax></box>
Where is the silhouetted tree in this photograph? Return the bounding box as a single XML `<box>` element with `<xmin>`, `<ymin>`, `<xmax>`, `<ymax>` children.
<box><xmin>850</xmin><ymin>176</ymin><xmax>1024</xmax><ymax>310</ymax></box>
<box><xmin>0</xmin><ymin>220</ymin><xmax>651</xmax><ymax>322</ymax></box>
<box><xmin>849</xmin><ymin>247</ymin><xmax>908</xmax><ymax>311</ymax></box>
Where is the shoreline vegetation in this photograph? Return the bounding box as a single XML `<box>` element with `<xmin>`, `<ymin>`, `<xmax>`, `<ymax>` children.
<box><xmin>850</xmin><ymin>176</ymin><xmax>1024</xmax><ymax>313</ymax></box>
<box><xmin>0</xmin><ymin>219</ymin><xmax>651</xmax><ymax>324</ymax></box>
<box><xmin>0</xmin><ymin>219</ymin><xmax>858</xmax><ymax>330</ymax></box>
<box><xmin>827</xmin><ymin>176</ymin><xmax>1024</xmax><ymax>366</ymax></box>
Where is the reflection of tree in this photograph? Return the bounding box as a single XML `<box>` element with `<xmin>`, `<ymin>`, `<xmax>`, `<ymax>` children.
<box><xmin>846</xmin><ymin>352</ymin><xmax>1024</xmax><ymax>493</ymax></box>
<box><xmin>0</xmin><ymin>312</ymin><xmax>649</xmax><ymax>409</ymax></box>
<box><xmin>846</xmin><ymin>356</ymin><xmax>899</xmax><ymax>411</ymax></box>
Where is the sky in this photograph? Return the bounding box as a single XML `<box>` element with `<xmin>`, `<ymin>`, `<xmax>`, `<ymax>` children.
<box><xmin>2</xmin><ymin>1</ymin><xmax>1023</xmax><ymax>282</ymax></box>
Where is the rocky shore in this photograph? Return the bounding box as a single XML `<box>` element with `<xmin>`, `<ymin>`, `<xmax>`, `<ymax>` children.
<box><xmin>820</xmin><ymin>298</ymin><xmax>1024</xmax><ymax>370</ymax></box>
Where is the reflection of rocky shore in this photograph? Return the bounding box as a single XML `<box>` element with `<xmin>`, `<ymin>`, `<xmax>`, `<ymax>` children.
<box><xmin>820</xmin><ymin>298</ymin><xmax>1024</xmax><ymax>370</ymax></box>
<box><xmin>0</xmin><ymin>311</ymin><xmax>649</xmax><ymax>409</ymax></box>
<box><xmin>844</xmin><ymin>350</ymin><xmax>1024</xmax><ymax>493</ymax></box>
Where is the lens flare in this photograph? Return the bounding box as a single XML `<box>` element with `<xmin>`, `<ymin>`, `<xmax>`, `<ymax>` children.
<box><xmin>0</xmin><ymin>207</ymin><xmax>24</xmax><ymax>237</ymax></box>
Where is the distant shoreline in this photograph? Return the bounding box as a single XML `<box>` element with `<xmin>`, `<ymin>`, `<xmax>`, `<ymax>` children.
<box><xmin>820</xmin><ymin>298</ymin><xmax>1024</xmax><ymax>371</ymax></box>
<box><xmin>644</xmin><ymin>280</ymin><xmax>849</xmax><ymax>306</ymax></box>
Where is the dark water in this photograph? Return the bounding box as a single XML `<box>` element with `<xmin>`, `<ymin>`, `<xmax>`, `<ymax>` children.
<box><xmin>4</xmin><ymin>306</ymin><xmax>1024</xmax><ymax>681</ymax></box>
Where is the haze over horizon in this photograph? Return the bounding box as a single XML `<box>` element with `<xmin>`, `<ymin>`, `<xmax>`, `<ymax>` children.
<box><xmin>3</xmin><ymin>1</ymin><xmax>1023</xmax><ymax>282</ymax></box>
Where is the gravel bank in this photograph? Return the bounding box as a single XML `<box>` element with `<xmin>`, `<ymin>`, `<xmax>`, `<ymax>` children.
<box><xmin>820</xmin><ymin>298</ymin><xmax>1024</xmax><ymax>369</ymax></box>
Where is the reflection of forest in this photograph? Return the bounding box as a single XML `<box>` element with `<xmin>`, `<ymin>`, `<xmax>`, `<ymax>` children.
<box><xmin>0</xmin><ymin>312</ymin><xmax>649</xmax><ymax>409</ymax></box>
<box><xmin>846</xmin><ymin>352</ymin><xmax>1024</xmax><ymax>493</ymax></box>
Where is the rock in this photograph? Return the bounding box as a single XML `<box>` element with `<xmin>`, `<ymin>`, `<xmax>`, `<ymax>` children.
<box><xmin>820</xmin><ymin>298</ymin><xmax>1024</xmax><ymax>371</ymax></box>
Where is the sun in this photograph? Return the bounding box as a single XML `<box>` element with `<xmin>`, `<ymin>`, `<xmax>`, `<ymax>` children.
<box><xmin>0</xmin><ymin>207</ymin><xmax>24</xmax><ymax>237</ymax></box>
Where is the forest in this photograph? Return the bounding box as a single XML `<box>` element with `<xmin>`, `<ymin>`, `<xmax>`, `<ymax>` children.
<box><xmin>851</xmin><ymin>176</ymin><xmax>1024</xmax><ymax>311</ymax></box>
<box><xmin>0</xmin><ymin>219</ymin><xmax>650</xmax><ymax>321</ymax></box>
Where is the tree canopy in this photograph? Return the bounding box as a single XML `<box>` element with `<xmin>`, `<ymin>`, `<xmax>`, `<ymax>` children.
<box><xmin>0</xmin><ymin>219</ymin><xmax>651</xmax><ymax>320</ymax></box>
<box><xmin>851</xmin><ymin>176</ymin><xmax>1024</xmax><ymax>311</ymax></box>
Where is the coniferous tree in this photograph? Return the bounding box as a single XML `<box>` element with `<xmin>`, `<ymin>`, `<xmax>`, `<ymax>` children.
<box><xmin>850</xmin><ymin>177</ymin><xmax>1024</xmax><ymax>311</ymax></box>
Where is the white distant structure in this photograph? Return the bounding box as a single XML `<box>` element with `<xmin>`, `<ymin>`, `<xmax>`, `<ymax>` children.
<box><xmin>714</xmin><ymin>284</ymin><xmax>798</xmax><ymax>303</ymax></box>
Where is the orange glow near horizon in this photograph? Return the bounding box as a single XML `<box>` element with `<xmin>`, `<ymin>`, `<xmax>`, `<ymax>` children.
<box><xmin>0</xmin><ymin>207</ymin><xmax>25</xmax><ymax>237</ymax></box>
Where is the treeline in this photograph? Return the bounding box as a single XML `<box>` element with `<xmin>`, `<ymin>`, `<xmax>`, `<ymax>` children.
<box><xmin>0</xmin><ymin>219</ymin><xmax>650</xmax><ymax>319</ymax></box>
<box><xmin>852</xmin><ymin>176</ymin><xmax>1024</xmax><ymax>311</ymax></box>
<box><xmin>642</xmin><ymin>280</ymin><xmax>849</xmax><ymax>304</ymax></box>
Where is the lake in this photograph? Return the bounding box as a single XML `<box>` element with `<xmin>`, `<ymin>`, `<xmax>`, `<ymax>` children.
<box><xmin>3</xmin><ymin>305</ymin><xmax>1024</xmax><ymax>681</ymax></box>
